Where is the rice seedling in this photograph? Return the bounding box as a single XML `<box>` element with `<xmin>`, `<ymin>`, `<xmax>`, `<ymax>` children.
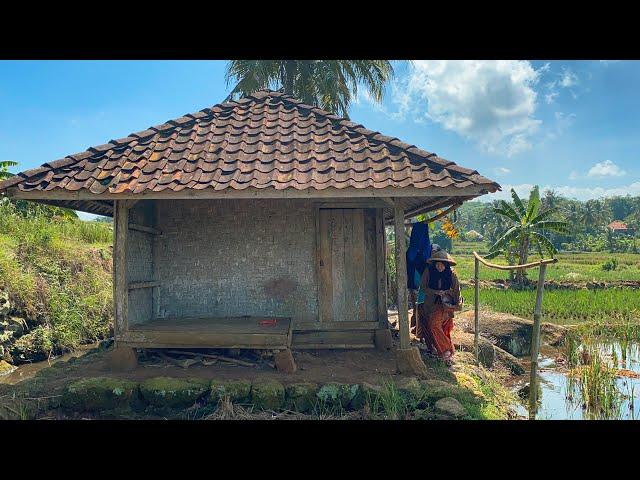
<box><xmin>462</xmin><ymin>286</ymin><xmax>640</xmax><ymax>326</ymax></box>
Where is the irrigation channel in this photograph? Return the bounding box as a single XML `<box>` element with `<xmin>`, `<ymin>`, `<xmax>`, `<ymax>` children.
<box><xmin>510</xmin><ymin>340</ymin><xmax>640</xmax><ymax>420</ymax></box>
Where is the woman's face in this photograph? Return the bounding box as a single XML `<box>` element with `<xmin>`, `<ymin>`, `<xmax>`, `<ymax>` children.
<box><xmin>435</xmin><ymin>261</ymin><xmax>446</xmax><ymax>272</ymax></box>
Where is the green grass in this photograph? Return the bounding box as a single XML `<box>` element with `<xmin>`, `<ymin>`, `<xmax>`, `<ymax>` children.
<box><xmin>0</xmin><ymin>202</ymin><xmax>113</xmax><ymax>359</ymax></box>
<box><xmin>462</xmin><ymin>287</ymin><xmax>640</xmax><ymax>325</ymax></box>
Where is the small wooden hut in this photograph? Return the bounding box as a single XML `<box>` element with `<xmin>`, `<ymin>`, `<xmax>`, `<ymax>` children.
<box><xmin>0</xmin><ymin>90</ymin><xmax>500</xmax><ymax>372</ymax></box>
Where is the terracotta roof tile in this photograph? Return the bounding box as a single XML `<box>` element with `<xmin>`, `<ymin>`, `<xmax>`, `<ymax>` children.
<box><xmin>0</xmin><ymin>89</ymin><xmax>500</xmax><ymax>197</ymax></box>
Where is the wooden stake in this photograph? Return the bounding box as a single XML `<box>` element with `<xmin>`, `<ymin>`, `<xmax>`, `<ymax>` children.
<box><xmin>474</xmin><ymin>256</ymin><xmax>480</xmax><ymax>362</ymax></box>
<box><xmin>529</xmin><ymin>263</ymin><xmax>547</xmax><ymax>420</ymax></box>
<box><xmin>393</xmin><ymin>204</ymin><xmax>410</xmax><ymax>349</ymax></box>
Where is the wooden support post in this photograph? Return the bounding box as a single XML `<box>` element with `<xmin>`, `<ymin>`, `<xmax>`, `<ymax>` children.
<box><xmin>528</xmin><ymin>263</ymin><xmax>547</xmax><ymax>420</ymax></box>
<box><xmin>474</xmin><ymin>256</ymin><xmax>480</xmax><ymax>362</ymax></box>
<box><xmin>393</xmin><ymin>203</ymin><xmax>429</xmax><ymax>377</ymax></box>
<box><xmin>114</xmin><ymin>200</ymin><xmax>130</xmax><ymax>339</ymax></box>
<box><xmin>393</xmin><ymin>204</ymin><xmax>409</xmax><ymax>349</ymax></box>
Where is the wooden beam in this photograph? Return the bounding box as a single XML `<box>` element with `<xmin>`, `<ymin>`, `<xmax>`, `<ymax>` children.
<box><xmin>8</xmin><ymin>184</ymin><xmax>494</xmax><ymax>201</ymax></box>
<box><xmin>394</xmin><ymin>204</ymin><xmax>410</xmax><ymax>349</ymax></box>
<box><xmin>114</xmin><ymin>200</ymin><xmax>130</xmax><ymax>338</ymax></box>
<box><xmin>128</xmin><ymin>281</ymin><xmax>160</xmax><ymax>290</ymax></box>
<box><xmin>128</xmin><ymin>223</ymin><xmax>161</xmax><ymax>235</ymax></box>
<box><xmin>375</xmin><ymin>208</ymin><xmax>388</xmax><ymax>328</ymax></box>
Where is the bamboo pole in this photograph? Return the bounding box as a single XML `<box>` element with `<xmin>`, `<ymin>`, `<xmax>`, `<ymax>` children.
<box><xmin>394</xmin><ymin>204</ymin><xmax>410</xmax><ymax>349</ymax></box>
<box><xmin>473</xmin><ymin>251</ymin><xmax>557</xmax><ymax>271</ymax></box>
<box><xmin>528</xmin><ymin>263</ymin><xmax>548</xmax><ymax>420</ymax></box>
<box><xmin>474</xmin><ymin>256</ymin><xmax>480</xmax><ymax>361</ymax></box>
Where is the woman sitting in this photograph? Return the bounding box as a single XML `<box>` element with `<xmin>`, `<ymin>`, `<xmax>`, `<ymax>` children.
<box><xmin>417</xmin><ymin>249</ymin><xmax>461</xmax><ymax>366</ymax></box>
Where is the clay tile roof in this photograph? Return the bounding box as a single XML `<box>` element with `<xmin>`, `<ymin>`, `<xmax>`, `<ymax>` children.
<box><xmin>0</xmin><ymin>89</ymin><xmax>500</xmax><ymax>197</ymax></box>
<box><xmin>608</xmin><ymin>221</ymin><xmax>629</xmax><ymax>230</ymax></box>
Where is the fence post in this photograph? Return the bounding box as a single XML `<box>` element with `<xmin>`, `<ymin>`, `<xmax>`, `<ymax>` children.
<box><xmin>529</xmin><ymin>263</ymin><xmax>548</xmax><ymax>420</ymax></box>
<box><xmin>474</xmin><ymin>256</ymin><xmax>480</xmax><ymax>361</ymax></box>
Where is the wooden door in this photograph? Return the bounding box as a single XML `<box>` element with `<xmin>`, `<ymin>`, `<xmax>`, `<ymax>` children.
<box><xmin>318</xmin><ymin>208</ymin><xmax>378</xmax><ymax>324</ymax></box>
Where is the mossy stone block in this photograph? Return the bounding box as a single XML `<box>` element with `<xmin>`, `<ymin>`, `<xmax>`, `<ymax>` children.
<box><xmin>396</xmin><ymin>377</ymin><xmax>425</xmax><ymax>408</ymax></box>
<box><xmin>316</xmin><ymin>382</ymin><xmax>359</xmax><ymax>410</ymax></box>
<box><xmin>356</xmin><ymin>382</ymin><xmax>384</xmax><ymax>410</ymax></box>
<box><xmin>419</xmin><ymin>379</ymin><xmax>482</xmax><ymax>407</ymax></box>
<box><xmin>210</xmin><ymin>380</ymin><xmax>252</xmax><ymax>404</ymax></box>
<box><xmin>251</xmin><ymin>380</ymin><xmax>285</xmax><ymax>411</ymax></box>
<box><xmin>62</xmin><ymin>377</ymin><xmax>138</xmax><ymax>412</ymax></box>
<box><xmin>284</xmin><ymin>382</ymin><xmax>319</xmax><ymax>413</ymax></box>
<box><xmin>139</xmin><ymin>377</ymin><xmax>210</xmax><ymax>409</ymax></box>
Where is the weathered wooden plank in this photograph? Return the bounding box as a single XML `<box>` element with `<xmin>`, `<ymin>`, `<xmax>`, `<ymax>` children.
<box><xmin>292</xmin><ymin>329</ymin><xmax>375</xmax><ymax>347</ymax></box>
<box><xmin>294</xmin><ymin>321</ymin><xmax>381</xmax><ymax>331</ymax></box>
<box><xmin>114</xmin><ymin>200</ymin><xmax>130</xmax><ymax>336</ymax></box>
<box><xmin>318</xmin><ymin>209</ymin><xmax>333</xmax><ymax>324</ymax></box>
<box><xmin>330</xmin><ymin>210</ymin><xmax>346</xmax><ymax>322</ymax></box>
<box><xmin>363</xmin><ymin>208</ymin><xmax>378</xmax><ymax>323</ymax></box>
<box><xmin>293</xmin><ymin>344</ymin><xmax>375</xmax><ymax>350</ymax></box>
<box><xmin>348</xmin><ymin>208</ymin><xmax>366</xmax><ymax>322</ymax></box>
<box><xmin>128</xmin><ymin>222</ymin><xmax>162</xmax><ymax>235</ymax></box>
<box><xmin>128</xmin><ymin>281</ymin><xmax>160</xmax><ymax>290</ymax></box>
<box><xmin>117</xmin><ymin>331</ymin><xmax>289</xmax><ymax>349</ymax></box>
<box><xmin>375</xmin><ymin>208</ymin><xmax>389</xmax><ymax>328</ymax></box>
<box><xmin>394</xmin><ymin>204</ymin><xmax>410</xmax><ymax>349</ymax></box>
<box><xmin>11</xmin><ymin>184</ymin><xmax>491</xmax><ymax>201</ymax></box>
<box><xmin>137</xmin><ymin>316</ymin><xmax>292</xmax><ymax>335</ymax></box>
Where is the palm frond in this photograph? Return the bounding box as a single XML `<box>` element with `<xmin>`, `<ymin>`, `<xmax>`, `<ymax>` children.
<box><xmin>530</xmin><ymin>231</ymin><xmax>557</xmax><ymax>257</ymax></box>
<box><xmin>535</xmin><ymin>220</ymin><xmax>571</xmax><ymax>235</ymax></box>
<box><xmin>0</xmin><ymin>160</ymin><xmax>17</xmax><ymax>180</ymax></box>
<box><xmin>488</xmin><ymin>225</ymin><xmax>520</xmax><ymax>253</ymax></box>
<box><xmin>484</xmin><ymin>249</ymin><xmax>503</xmax><ymax>260</ymax></box>
<box><xmin>529</xmin><ymin>207</ymin><xmax>558</xmax><ymax>225</ymax></box>
<box><xmin>493</xmin><ymin>201</ymin><xmax>521</xmax><ymax>223</ymax></box>
<box><xmin>525</xmin><ymin>185</ymin><xmax>541</xmax><ymax>222</ymax></box>
<box><xmin>510</xmin><ymin>188</ymin><xmax>527</xmax><ymax>218</ymax></box>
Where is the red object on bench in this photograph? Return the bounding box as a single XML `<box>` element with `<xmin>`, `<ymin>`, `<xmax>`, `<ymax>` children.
<box><xmin>259</xmin><ymin>319</ymin><xmax>278</xmax><ymax>327</ymax></box>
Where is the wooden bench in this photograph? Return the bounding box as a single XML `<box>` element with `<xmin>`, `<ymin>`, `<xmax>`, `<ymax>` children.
<box><xmin>113</xmin><ymin>316</ymin><xmax>296</xmax><ymax>372</ymax></box>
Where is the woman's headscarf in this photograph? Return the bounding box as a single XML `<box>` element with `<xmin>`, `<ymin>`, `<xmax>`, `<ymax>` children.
<box><xmin>427</xmin><ymin>261</ymin><xmax>453</xmax><ymax>291</ymax></box>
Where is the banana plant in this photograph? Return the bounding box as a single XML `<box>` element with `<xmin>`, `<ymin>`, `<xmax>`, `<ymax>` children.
<box><xmin>486</xmin><ymin>185</ymin><xmax>570</xmax><ymax>282</ymax></box>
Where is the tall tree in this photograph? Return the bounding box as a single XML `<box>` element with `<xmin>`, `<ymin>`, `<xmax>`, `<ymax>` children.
<box><xmin>225</xmin><ymin>60</ymin><xmax>396</xmax><ymax>118</ymax></box>
<box><xmin>487</xmin><ymin>186</ymin><xmax>570</xmax><ymax>282</ymax></box>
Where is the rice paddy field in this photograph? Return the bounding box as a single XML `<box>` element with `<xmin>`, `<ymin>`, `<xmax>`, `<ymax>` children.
<box><xmin>452</xmin><ymin>241</ymin><xmax>640</xmax><ymax>326</ymax></box>
<box><xmin>452</xmin><ymin>241</ymin><xmax>640</xmax><ymax>283</ymax></box>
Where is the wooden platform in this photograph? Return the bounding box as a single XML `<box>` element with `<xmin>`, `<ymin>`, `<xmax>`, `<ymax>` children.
<box><xmin>117</xmin><ymin>316</ymin><xmax>293</xmax><ymax>350</ymax></box>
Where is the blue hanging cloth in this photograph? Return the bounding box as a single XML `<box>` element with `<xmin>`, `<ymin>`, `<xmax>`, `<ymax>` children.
<box><xmin>406</xmin><ymin>221</ymin><xmax>431</xmax><ymax>290</ymax></box>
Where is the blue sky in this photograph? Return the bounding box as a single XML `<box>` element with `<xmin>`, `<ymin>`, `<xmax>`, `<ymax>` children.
<box><xmin>1</xmin><ymin>60</ymin><xmax>638</xmax><ymax>216</ymax></box>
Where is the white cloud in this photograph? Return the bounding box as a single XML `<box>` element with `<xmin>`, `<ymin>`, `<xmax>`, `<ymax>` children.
<box><xmin>547</xmin><ymin>111</ymin><xmax>576</xmax><ymax>141</ymax></box>
<box><xmin>493</xmin><ymin>167</ymin><xmax>511</xmax><ymax>176</ymax></box>
<box><xmin>568</xmin><ymin>171</ymin><xmax>579</xmax><ymax>180</ymax></box>
<box><xmin>392</xmin><ymin>60</ymin><xmax>542</xmax><ymax>156</ymax></box>
<box><xmin>587</xmin><ymin>160</ymin><xmax>627</xmax><ymax>178</ymax></box>
<box><xmin>559</xmin><ymin>68</ymin><xmax>578</xmax><ymax>88</ymax></box>
<box><xmin>544</xmin><ymin>91</ymin><xmax>559</xmax><ymax>104</ymax></box>
<box><xmin>480</xmin><ymin>182</ymin><xmax>640</xmax><ymax>202</ymax></box>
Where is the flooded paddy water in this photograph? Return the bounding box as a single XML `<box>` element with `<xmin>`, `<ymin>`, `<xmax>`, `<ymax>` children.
<box><xmin>511</xmin><ymin>340</ymin><xmax>640</xmax><ymax>420</ymax></box>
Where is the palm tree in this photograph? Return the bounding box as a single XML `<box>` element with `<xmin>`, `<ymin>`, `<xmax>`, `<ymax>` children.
<box><xmin>225</xmin><ymin>60</ymin><xmax>396</xmax><ymax>118</ymax></box>
<box><xmin>487</xmin><ymin>186</ymin><xmax>570</xmax><ymax>283</ymax></box>
<box><xmin>580</xmin><ymin>200</ymin><xmax>605</xmax><ymax>235</ymax></box>
<box><xmin>0</xmin><ymin>160</ymin><xmax>17</xmax><ymax>180</ymax></box>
